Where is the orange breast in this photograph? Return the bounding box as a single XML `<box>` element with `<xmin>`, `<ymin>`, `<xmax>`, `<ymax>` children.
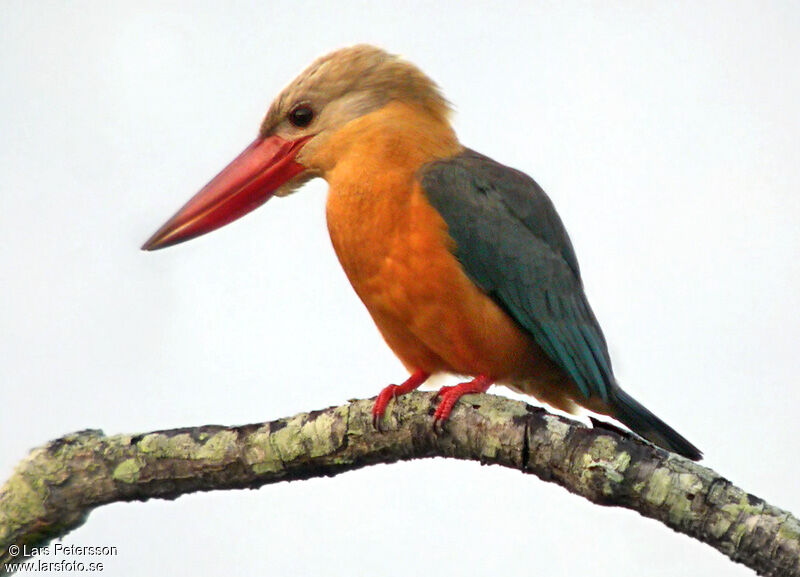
<box><xmin>320</xmin><ymin>105</ymin><xmax>519</xmax><ymax>368</ymax></box>
<box><xmin>321</xmin><ymin>102</ymin><xmax>586</xmax><ymax>413</ymax></box>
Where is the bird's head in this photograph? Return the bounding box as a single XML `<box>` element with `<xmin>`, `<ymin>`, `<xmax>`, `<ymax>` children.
<box><xmin>142</xmin><ymin>44</ymin><xmax>450</xmax><ymax>250</ymax></box>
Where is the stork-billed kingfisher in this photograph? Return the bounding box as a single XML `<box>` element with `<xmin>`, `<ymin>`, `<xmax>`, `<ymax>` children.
<box><xmin>142</xmin><ymin>45</ymin><xmax>701</xmax><ymax>460</ymax></box>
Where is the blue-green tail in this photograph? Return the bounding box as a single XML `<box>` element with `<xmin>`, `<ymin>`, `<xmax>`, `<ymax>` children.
<box><xmin>611</xmin><ymin>388</ymin><xmax>702</xmax><ymax>461</ymax></box>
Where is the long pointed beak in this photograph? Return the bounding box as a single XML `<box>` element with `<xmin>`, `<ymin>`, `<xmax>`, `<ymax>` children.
<box><xmin>141</xmin><ymin>135</ymin><xmax>309</xmax><ymax>251</ymax></box>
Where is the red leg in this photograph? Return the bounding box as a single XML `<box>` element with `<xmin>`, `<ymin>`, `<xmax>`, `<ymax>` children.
<box><xmin>434</xmin><ymin>375</ymin><xmax>493</xmax><ymax>428</ymax></box>
<box><xmin>372</xmin><ymin>370</ymin><xmax>430</xmax><ymax>429</ymax></box>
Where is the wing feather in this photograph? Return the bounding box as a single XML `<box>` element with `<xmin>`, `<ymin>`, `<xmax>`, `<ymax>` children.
<box><xmin>420</xmin><ymin>149</ymin><xmax>614</xmax><ymax>402</ymax></box>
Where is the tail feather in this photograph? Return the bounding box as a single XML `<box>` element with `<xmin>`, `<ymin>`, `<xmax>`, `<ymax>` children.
<box><xmin>610</xmin><ymin>388</ymin><xmax>702</xmax><ymax>461</ymax></box>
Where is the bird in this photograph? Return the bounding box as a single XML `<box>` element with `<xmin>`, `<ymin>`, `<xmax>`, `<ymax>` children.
<box><xmin>142</xmin><ymin>44</ymin><xmax>702</xmax><ymax>461</ymax></box>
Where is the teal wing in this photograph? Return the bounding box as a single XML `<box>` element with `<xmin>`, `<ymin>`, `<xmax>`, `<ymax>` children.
<box><xmin>419</xmin><ymin>149</ymin><xmax>702</xmax><ymax>461</ymax></box>
<box><xmin>420</xmin><ymin>149</ymin><xmax>615</xmax><ymax>402</ymax></box>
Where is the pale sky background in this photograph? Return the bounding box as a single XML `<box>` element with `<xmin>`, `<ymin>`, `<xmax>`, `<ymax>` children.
<box><xmin>2</xmin><ymin>2</ymin><xmax>799</xmax><ymax>576</ymax></box>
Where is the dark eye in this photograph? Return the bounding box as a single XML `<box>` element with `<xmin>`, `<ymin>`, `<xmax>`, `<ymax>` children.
<box><xmin>288</xmin><ymin>104</ymin><xmax>314</xmax><ymax>128</ymax></box>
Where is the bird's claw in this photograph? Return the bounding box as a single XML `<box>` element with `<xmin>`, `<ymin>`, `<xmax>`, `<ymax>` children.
<box><xmin>432</xmin><ymin>412</ymin><xmax>449</xmax><ymax>435</ymax></box>
<box><xmin>432</xmin><ymin>385</ymin><xmax>459</xmax><ymax>432</ymax></box>
<box><xmin>372</xmin><ymin>383</ymin><xmax>400</xmax><ymax>431</ymax></box>
<box><xmin>371</xmin><ymin>371</ymin><xmax>431</xmax><ymax>432</ymax></box>
<box><xmin>431</xmin><ymin>376</ymin><xmax>493</xmax><ymax>432</ymax></box>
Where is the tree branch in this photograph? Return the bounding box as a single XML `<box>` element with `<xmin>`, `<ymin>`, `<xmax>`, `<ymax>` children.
<box><xmin>1</xmin><ymin>392</ymin><xmax>797</xmax><ymax>576</ymax></box>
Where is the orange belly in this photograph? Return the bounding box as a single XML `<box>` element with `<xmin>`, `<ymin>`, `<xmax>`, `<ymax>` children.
<box><xmin>320</xmin><ymin>102</ymin><xmax>596</xmax><ymax>415</ymax></box>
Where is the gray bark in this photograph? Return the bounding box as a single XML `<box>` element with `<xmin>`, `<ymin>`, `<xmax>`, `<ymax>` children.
<box><xmin>1</xmin><ymin>392</ymin><xmax>797</xmax><ymax>576</ymax></box>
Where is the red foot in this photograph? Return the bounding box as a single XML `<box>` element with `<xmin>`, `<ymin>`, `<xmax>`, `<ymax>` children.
<box><xmin>434</xmin><ymin>375</ymin><xmax>493</xmax><ymax>429</ymax></box>
<box><xmin>372</xmin><ymin>370</ymin><xmax>430</xmax><ymax>429</ymax></box>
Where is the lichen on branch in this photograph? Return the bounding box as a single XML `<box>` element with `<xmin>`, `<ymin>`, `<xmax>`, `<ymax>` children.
<box><xmin>1</xmin><ymin>392</ymin><xmax>798</xmax><ymax>576</ymax></box>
